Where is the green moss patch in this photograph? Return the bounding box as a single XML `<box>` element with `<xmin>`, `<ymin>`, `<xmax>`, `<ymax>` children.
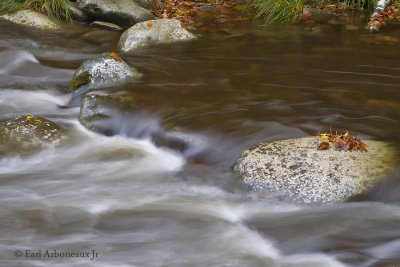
<box><xmin>70</xmin><ymin>70</ymin><xmax>91</xmax><ymax>91</ymax></box>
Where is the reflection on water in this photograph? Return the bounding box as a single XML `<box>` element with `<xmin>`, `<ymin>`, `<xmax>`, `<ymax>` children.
<box><xmin>0</xmin><ymin>17</ymin><xmax>399</xmax><ymax>267</ymax></box>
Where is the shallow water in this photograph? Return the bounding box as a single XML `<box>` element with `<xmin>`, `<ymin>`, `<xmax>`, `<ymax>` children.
<box><xmin>0</xmin><ymin>17</ymin><xmax>400</xmax><ymax>267</ymax></box>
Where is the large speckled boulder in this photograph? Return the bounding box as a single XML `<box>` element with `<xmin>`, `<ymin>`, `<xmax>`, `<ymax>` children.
<box><xmin>77</xmin><ymin>0</ymin><xmax>154</xmax><ymax>27</ymax></box>
<box><xmin>0</xmin><ymin>10</ymin><xmax>60</xmax><ymax>30</ymax></box>
<box><xmin>118</xmin><ymin>19</ymin><xmax>197</xmax><ymax>53</ymax></box>
<box><xmin>80</xmin><ymin>93</ymin><xmax>139</xmax><ymax>135</ymax></box>
<box><xmin>69</xmin><ymin>52</ymin><xmax>140</xmax><ymax>104</ymax></box>
<box><xmin>233</xmin><ymin>137</ymin><xmax>397</xmax><ymax>204</ymax></box>
<box><xmin>0</xmin><ymin>115</ymin><xmax>66</xmax><ymax>156</ymax></box>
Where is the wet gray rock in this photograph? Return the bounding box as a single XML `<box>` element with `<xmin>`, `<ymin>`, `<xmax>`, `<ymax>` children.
<box><xmin>69</xmin><ymin>2</ymin><xmax>88</xmax><ymax>21</ymax></box>
<box><xmin>90</xmin><ymin>21</ymin><xmax>123</xmax><ymax>31</ymax></box>
<box><xmin>233</xmin><ymin>137</ymin><xmax>397</xmax><ymax>204</ymax></box>
<box><xmin>69</xmin><ymin>52</ymin><xmax>140</xmax><ymax>95</ymax></box>
<box><xmin>80</xmin><ymin>93</ymin><xmax>139</xmax><ymax>135</ymax></box>
<box><xmin>118</xmin><ymin>19</ymin><xmax>197</xmax><ymax>53</ymax></box>
<box><xmin>0</xmin><ymin>10</ymin><xmax>60</xmax><ymax>30</ymax></box>
<box><xmin>152</xmin><ymin>130</ymin><xmax>209</xmax><ymax>160</ymax></box>
<box><xmin>0</xmin><ymin>115</ymin><xmax>66</xmax><ymax>156</ymax></box>
<box><xmin>77</xmin><ymin>0</ymin><xmax>154</xmax><ymax>27</ymax></box>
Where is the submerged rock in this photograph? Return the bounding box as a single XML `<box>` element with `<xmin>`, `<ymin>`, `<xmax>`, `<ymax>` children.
<box><xmin>233</xmin><ymin>137</ymin><xmax>397</xmax><ymax>204</ymax></box>
<box><xmin>69</xmin><ymin>52</ymin><xmax>140</xmax><ymax>99</ymax></box>
<box><xmin>118</xmin><ymin>19</ymin><xmax>197</xmax><ymax>53</ymax></box>
<box><xmin>0</xmin><ymin>115</ymin><xmax>66</xmax><ymax>156</ymax></box>
<box><xmin>82</xmin><ymin>30</ymin><xmax>120</xmax><ymax>45</ymax></box>
<box><xmin>80</xmin><ymin>93</ymin><xmax>139</xmax><ymax>135</ymax></box>
<box><xmin>77</xmin><ymin>0</ymin><xmax>154</xmax><ymax>27</ymax></box>
<box><xmin>152</xmin><ymin>129</ymin><xmax>210</xmax><ymax>161</ymax></box>
<box><xmin>0</xmin><ymin>10</ymin><xmax>60</xmax><ymax>30</ymax></box>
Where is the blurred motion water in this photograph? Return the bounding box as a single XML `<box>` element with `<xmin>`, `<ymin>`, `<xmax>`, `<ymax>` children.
<box><xmin>0</xmin><ymin>17</ymin><xmax>399</xmax><ymax>267</ymax></box>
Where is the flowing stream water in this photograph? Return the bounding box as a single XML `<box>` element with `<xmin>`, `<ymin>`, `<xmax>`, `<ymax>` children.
<box><xmin>0</xmin><ymin>16</ymin><xmax>400</xmax><ymax>267</ymax></box>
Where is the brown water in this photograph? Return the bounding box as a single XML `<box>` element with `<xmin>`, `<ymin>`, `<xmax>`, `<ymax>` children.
<box><xmin>0</xmin><ymin>17</ymin><xmax>400</xmax><ymax>267</ymax></box>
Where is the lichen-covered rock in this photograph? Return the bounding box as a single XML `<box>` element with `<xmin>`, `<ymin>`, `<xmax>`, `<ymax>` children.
<box><xmin>233</xmin><ymin>137</ymin><xmax>397</xmax><ymax>204</ymax></box>
<box><xmin>0</xmin><ymin>10</ymin><xmax>60</xmax><ymax>30</ymax></box>
<box><xmin>69</xmin><ymin>52</ymin><xmax>139</xmax><ymax>92</ymax></box>
<box><xmin>0</xmin><ymin>115</ymin><xmax>66</xmax><ymax>156</ymax></box>
<box><xmin>80</xmin><ymin>93</ymin><xmax>139</xmax><ymax>135</ymax></box>
<box><xmin>77</xmin><ymin>0</ymin><xmax>154</xmax><ymax>27</ymax></box>
<box><xmin>118</xmin><ymin>19</ymin><xmax>197</xmax><ymax>53</ymax></box>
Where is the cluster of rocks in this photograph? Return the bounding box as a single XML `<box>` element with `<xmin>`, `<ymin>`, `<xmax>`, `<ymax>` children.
<box><xmin>0</xmin><ymin>0</ymin><xmax>397</xmax><ymax>204</ymax></box>
<box><xmin>0</xmin><ymin>0</ymin><xmax>197</xmax><ymax>53</ymax></box>
<box><xmin>0</xmin><ymin>49</ymin><xmax>397</xmax><ymax>204</ymax></box>
<box><xmin>0</xmin><ymin>0</ymin><xmax>198</xmax><ymax>156</ymax></box>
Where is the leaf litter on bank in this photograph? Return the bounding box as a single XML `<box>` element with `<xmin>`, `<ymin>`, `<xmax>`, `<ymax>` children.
<box><xmin>367</xmin><ymin>1</ymin><xmax>400</xmax><ymax>31</ymax></box>
<box><xmin>155</xmin><ymin>0</ymin><xmax>252</xmax><ymax>31</ymax></box>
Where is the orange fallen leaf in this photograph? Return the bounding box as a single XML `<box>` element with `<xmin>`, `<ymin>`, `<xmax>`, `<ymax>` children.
<box><xmin>109</xmin><ymin>51</ymin><xmax>123</xmax><ymax>62</ymax></box>
<box><xmin>317</xmin><ymin>141</ymin><xmax>330</xmax><ymax>150</ymax></box>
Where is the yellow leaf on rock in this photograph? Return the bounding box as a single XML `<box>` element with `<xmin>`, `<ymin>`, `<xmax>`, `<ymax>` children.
<box><xmin>319</xmin><ymin>133</ymin><xmax>330</xmax><ymax>139</ymax></box>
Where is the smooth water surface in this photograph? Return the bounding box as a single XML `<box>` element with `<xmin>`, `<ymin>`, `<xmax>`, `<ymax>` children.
<box><xmin>0</xmin><ymin>17</ymin><xmax>400</xmax><ymax>267</ymax></box>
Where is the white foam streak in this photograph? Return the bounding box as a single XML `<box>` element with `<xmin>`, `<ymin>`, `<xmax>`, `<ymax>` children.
<box><xmin>282</xmin><ymin>253</ymin><xmax>346</xmax><ymax>267</ymax></box>
<box><xmin>0</xmin><ymin>89</ymin><xmax>72</xmax><ymax>117</ymax></box>
<box><xmin>0</xmin><ymin>50</ymin><xmax>38</xmax><ymax>74</ymax></box>
<box><xmin>0</xmin><ymin>133</ymin><xmax>185</xmax><ymax>176</ymax></box>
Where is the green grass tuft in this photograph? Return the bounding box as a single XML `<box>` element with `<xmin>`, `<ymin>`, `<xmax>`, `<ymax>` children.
<box><xmin>0</xmin><ymin>0</ymin><xmax>26</xmax><ymax>13</ymax></box>
<box><xmin>246</xmin><ymin>0</ymin><xmax>380</xmax><ymax>25</ymax></box>
<box><xmin>0</xmin><ymin>0</ymin><xmax>72</xmax><ymax>21</ymax></box>
<box><xmin>246</xmin><ymin>0</ymin><xmax>304</xmax><ymax>25</ymax></box>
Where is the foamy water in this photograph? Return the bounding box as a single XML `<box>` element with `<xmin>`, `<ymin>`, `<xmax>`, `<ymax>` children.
<box><xmin>0</xmin><ymin>21</ymin><xmax>399</xmax><ymax>267</ymax></box>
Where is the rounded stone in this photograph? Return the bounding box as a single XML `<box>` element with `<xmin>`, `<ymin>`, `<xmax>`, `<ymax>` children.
<box><xmin>77</xmin><ymin>0</ymin><xmax>154</xmax><ymax>27</ymax></box>
<box><xmin>69</xmin><ymin>52</ymin><xmax>140</xmax><ymax>92</ymax></box>
<box><xmin>233</xmin><ymin>137</ymin><xmax>397</xmax><ymax>204</ymax></box>
<box><xmin>0</xmin><ymin>10</ymin><xmax>61</xmax><ymax>30</ymax></box>
<box><xmin>0</xmin><ymin>115</ymin><xmax>66</xmax><ymax>156</ymax></box>
<box><xmin>68</xmin><ymin>2</ymin><xmax>89</xmax><ymax>21</ymax></box>
<box><xmin>118</xmin><ymin>19</ymin><xmax>197</xmax><ymax>53</ymax></box>
<box><xmin>79</xmin><ymin>93</ymin><xmax>139</xmax><ymax>135</ymax></box>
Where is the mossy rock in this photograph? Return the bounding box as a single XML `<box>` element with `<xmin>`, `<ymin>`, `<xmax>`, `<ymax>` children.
<box><xmin>69</xmin><ymin>52</ymin><xmax>140</xmax><ymax>92</ymax></box>
<box><xmin>233</xmin><ymin>137</ymin><xmax>398</xmax><ymax>204</ymax></box>
<box><xmin>70</xmin><ymin>70</ymin><xmax>91</xmax><ymax>91</ymax></box>
<box><xmin>0</xmin><ymin>115</ymin><xmax>66</xmax><ymax>156</ymax></box>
